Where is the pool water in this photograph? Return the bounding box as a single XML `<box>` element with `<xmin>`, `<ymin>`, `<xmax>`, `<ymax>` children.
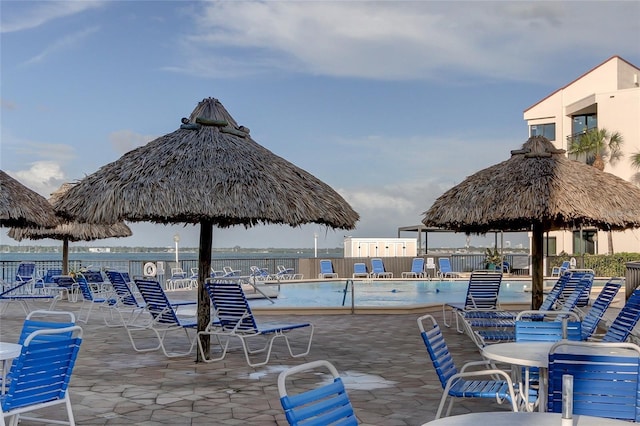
<box><xmin>248</xmin><ymin>279</ymin><xmax>535</xmax><ymax>308</ymax></box>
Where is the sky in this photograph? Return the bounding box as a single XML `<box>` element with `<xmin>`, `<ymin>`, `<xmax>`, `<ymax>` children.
<box><xmin>1</xmin><ymin>1</ymin><xmax>639</xmax><ymax>251</ymax></box>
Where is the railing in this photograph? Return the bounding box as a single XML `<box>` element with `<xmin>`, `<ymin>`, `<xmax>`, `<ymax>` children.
<box><xmin>0</xmin><ymin>258</ymin><xmax>300</xmax><ymax>284</ymax></box>
<box><xmin>625</xmin><ymin>261</ymin><xmax>640</xmax><ymax>301</ymax></box>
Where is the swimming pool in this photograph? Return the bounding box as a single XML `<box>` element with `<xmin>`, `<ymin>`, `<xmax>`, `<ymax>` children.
<box><xmin>247</xmin><ymin>279</ymin><xmax>535</xmax><ymax>309</ymax></box>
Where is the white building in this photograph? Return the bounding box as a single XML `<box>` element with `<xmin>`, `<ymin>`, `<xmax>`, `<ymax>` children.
<box><xmin>523</xmin><ymin>56</ymin><xmax>640</xmax><ymax>255</ymax></box>
<box><xmin>343</xmin><ymin>237</ymin><xmax>417</xmax><ymax>258</ymax></box>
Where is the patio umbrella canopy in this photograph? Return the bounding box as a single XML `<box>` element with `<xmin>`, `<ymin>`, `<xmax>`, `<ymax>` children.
<box><xmin>0</xmin><ymin>170</ymin><xmax>60</xmax><ymax>228</ymax></box>
<box><xmin>7</xmin><ymin>183</ymin><xmax>132</xmax><ymax>274</ymax></box>
<box><xmin>55</xmin><ymin>97</ymin><xmax>359</xmax><ymax>360</ymax></box>
<box><xmin>423</xmin><ymin>136</ymin><xmax>640</xmax><ymax>309</ymax></box>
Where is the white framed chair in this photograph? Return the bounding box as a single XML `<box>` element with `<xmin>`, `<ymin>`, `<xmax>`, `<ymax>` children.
<box><xmin>278</xmin><ymin>360</ymin><xmax>358</xmax><ymax>425</ymax></box>
<box><xmin>417</xmin><ymin>314</ymin><xmax>518</xmax><ymax>418</ymax></box>
<box><xmin>1</xmin><ymin>326</ymin><xmax>83</xmax><ymax>426</ymax></box>
<box><xmin>198</xmin><ymin>279</ymin><xmax>313</xmax><ymax>367</ymax></box>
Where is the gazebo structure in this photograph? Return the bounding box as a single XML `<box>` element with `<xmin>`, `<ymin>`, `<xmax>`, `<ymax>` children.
<box><xmin>423</xmin><ymin>136</ymin><xmax>640</xmax><ymax>309</ymax></box>
<box><xmin>55</xmin><ymin>97</ymin><xmax>358</xmax><ymax>360</ymax></box>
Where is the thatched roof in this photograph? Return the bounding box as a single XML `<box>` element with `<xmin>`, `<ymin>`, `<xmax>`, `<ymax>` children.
<box><xmin>0</xmin><ymin>170</ymin><xmax>59</xmax><ymax>228</ymax></box>
<box><xmin>7</xmin><ymin>221</ymin><xmax>132</xmax><ymax>242</ymax></box>
<box><xmin>54</xmin><ymin>97</ymin><xmax>359</xmax><ymax>230</ymax></box>
<box><xmin>7</xmin><ymin>183</ymin><xmax>132</xmax><ymax>242</ymax></box>
<box><xmin>423</xmin><ymin>136</ymin><xmax>640</xmax><ymax>233</ymax></box>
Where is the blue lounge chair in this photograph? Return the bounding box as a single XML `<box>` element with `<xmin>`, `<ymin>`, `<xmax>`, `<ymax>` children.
<box><xmin>278</xmin><ymin>360</ymin><xmax>358</xmax><ymax>426</ymax></box>
<box><xmin>441</xmin><ymin>270</ymin><xmax>503</xmax><ymax>330</ymax></box>
<box><xmin>352</xmin><ymin>262</ymin><xmax>369</xmax><ymax>278</ymax></box>
<box><xmin>197</xmin><ymin>279</ymin><xmax>314</xmax><ymax>367</ymax></box>
<box><xmin>318</xmin><ymin>259</ymin><xmax>338</xmax><ymax>279</ymax></box>
<box><xmin>599</xmin><ymin>287</ymin><xmax>640</xmax><ymax>343</ymax></box>
<box><xmin>580</xmin><ymin>277</ymin><xmax>622</xmax><ymax>340</ymax></box>
<box><xmin>370</xmin><ymin>258</ymin><xmax>392</xmax><ymax>278</ymax></box>
<box><xmin>104</xmin><ymin>270</ymin><xmax>147</xmax><ymax>327</ymax></box>
<box><xmin>417</xmin><ymin>314</ymin><xmax>518</xmax><ymax>419</ymax></box>
<box><xmin>14</xmin><ymin>262</ymin><xmax>37</xmax><ymax>285</ymax></box>
<box><xmin>0</xmin><ymin>278</ymin><xmax>61</xmax><ymax>315</ymax></box>
<box><xmin>402</xmin><ymin>258</ymin><xmax>425</xmax><ymax>278</ymax></box>
<box><xmin>75</xmin><ymin>276</ymin><xmax>117</xmax><ymax>324</ymax></box>
<box><xmin>547</xmin><ymin>341</ymin><xmax>640</xmax><ymax>421</ymax></box>
<box><xmin>550</xmin><ymin>260</ymin><xmax>571</xmax><ymax>277</ymax></box>
<box><xmin>1</xmin><ymin>326</ymin><xmax>83</xmax><ymax>426</ymax></box>
<box><xmin>437</xmin><ymin>258</ymin><xmax>461</xmax><ymax>279</ymax></box>
<box><xmin>129</xmin><ymin>278</ymin><xmax>198</xmax><ymax>357</ymax></box>
<box><xmin>471</xmin><ymin>276</ymin><xmax>615</xmax><ymax>346</ymax></box>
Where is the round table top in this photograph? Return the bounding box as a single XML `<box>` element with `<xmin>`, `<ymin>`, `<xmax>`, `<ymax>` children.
<box><xmin>422</xmin><ymin>411</ymin><xmax>630</xmax><ymax>425</ymax></box>
<box><xmin>481</xmin><ymin>341</ymin><xmax>640</xmax><ymax>369</ymax></box>
<box><xmin>481</xmin><ymin>341</ymin><xmax>555</xmax><ymax>368</ymax></box>
<box><xmin>0</xmin><ymin>342</ymin><xmax>21</xmax><ymax>360</ymax></box>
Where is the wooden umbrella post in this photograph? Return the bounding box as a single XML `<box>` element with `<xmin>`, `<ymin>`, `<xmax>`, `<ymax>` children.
<box><xmin>197</xmin><ymin>219</ymin><xmax>213</xmax><ymax>362</ymax></box>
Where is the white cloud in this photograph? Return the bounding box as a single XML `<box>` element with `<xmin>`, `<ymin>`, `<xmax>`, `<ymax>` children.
<box><xmin>22</xmin><ymin>26</ymin><xmax>100</xmax><ymax>66</ymax></box>
<box><xmin>1</xmin><ymin>1</ymin><xmax>106</xmax><ymax>33</ymax></box>
<box><xmin>175</xmin><ymin>1</ymin><xmax>639</xmax><ymax>82</ymax></box>
<box><xmin>8</xmin><ymin>162</ymin><xmax>66</xmax><ymax>197</ymax></box>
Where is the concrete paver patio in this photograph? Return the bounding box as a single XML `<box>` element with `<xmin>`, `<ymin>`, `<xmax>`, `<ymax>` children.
<box><xmin>0</xmin><ymin>293</ymin><xmax>578</xmax><ymax>426</ymax></box>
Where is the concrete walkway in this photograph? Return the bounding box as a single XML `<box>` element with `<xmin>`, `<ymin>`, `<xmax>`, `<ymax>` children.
<box><xmin>0</xmin><ymin>295</ymin><xmax>562</xmax><ymax>425</ymax></box>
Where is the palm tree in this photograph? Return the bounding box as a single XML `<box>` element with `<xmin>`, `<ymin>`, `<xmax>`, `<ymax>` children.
<box><xmin>567</xmin><ymin>127</ymin><xmax>624</xmax><ymax>171</ymax></box>
<box><xmin>630</xmin><ymin>151</ymin><xmax>640</xmax><ymax>186</ymax></box>
<box><xmin>567</xmin><ymin>127</ymin><xmax>624</xmax><ymax>254</ymax></box>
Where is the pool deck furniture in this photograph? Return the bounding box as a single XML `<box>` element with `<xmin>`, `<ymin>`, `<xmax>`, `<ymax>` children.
<box><xmin>421</xmin><ymin>411</ymin><xmax>630</xmax><ymax>425</ymax></box>
<box><xmin>198</xmin><ymin>279</ymin><xmax>314</xmax><ymax>367</ymax></box>
<box><xmin>278</xmin><ymin>360</ymin><xmax>358</xmax><ymax>426</ymax></box>
<box><xmin>1</xmin><ymin>326</ymin><xmax>83</xmax><ymax>426</ymax></box>
<box><xmin>318</xmin><ymin>259</ymin><xmax>338</xmax><ymax>279</ymax></box>
<box><xmin>128</xmin><ymin>278</ymin><xmax>198</xmax><ymax>357</ymax></box>
<box><xmin>418</xmin><ymin>314</ymin><xmax>518</xmax><ymax>419</ymax></box>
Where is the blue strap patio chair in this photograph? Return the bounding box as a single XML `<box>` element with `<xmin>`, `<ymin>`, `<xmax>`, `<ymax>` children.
<box><xmin>370</xmin><ymin>258</ymin><xmax>392</xmax><ymax>278</ymax></box>
<box><xmin>129</xmin><ymin>278</ymin><xmax>198</xmax><ymax>357</ymax></box>
<box><xmin>551</xmin><ymin>260</ymin><xmax>571</xmax><ymax>277</ymax></box>
<box><xmin>514</xmin><ymin>311</ymin><xmax>582</xmax><ymax>411</ymax></box>
<box><xmin>402</xmin><ymin>258</ymin><xmax>425</xmax><ymax>278</ymax></box>
<box><xmin>318</xmin><ymin>259</ymin><xmax>338</xmax><ymax>279</ymax></box>
<box><xmin>0</xmin><ymin>280</ymin><xmax>61</xmax><ymax>315</ymax></box>
<box><xmin>556</xmin><ymin>269</ymin><xmax>594</xmax><ymax>308</ymax></box>
<box><xmin>104</xmin><ymin>270</ymin><xmax>147</xmax><ymax>327</ymax></box>
<box><xmin>18</xmin><ymin>310</ymin><xmax>76</xmax><ymax>345</ymax></box>
<box><xmin>197</xmin><ymin>279</ymin><xmax>314</xmax><ymax>367</ymax></box>
<box><xmin>14</xmin><ymin>262</ymin><xmax>37</xmax><ymax>285</ymax></box>
<box><xmin>547</xmin><ymin>341</ymin><xmax>640</xmax><ymax>421</ymax></box>
<box><xmin>278</xmin><ymin>360</ymin><xmax>358</xmax><ymax>426</ymax></box>
<box><xmin>437</xmin><ymin>258</ymin><xmax>461</xmax><ymax>279</ymax></box>
<box><xmin>1</xmin><ymin>326</ymin><xmax>83</xmax><ymax>426</ymax></box>
<box><xmin>580</xmin><ymin>277</ymin><xmax>622</xmax><ymax>340</ymax></box>
<box><xmin>470</xmin><ymin>274</ymin><xmax>589</xmax><ymax>345</ymax></box>
<box><xmin>441</xmin><ymin>269</ymin><xmax>503</xmax><ymax>330</ymax></box>
<box><xmin>352</xmin><ymin>262</ymin><xmax>369</xmax><ymax>278</ymax></box>
<box><xmin>417</xmin><ymin>314</ymin><xmax>518</xmax><ymax>419</ymax></box>
<box><xmin>465</xmin><ymin>271</ymin><xmax>573</xmax><ymax>327</ymax></box>
<box><xmin>599</xmin><ymin>287</ymin><xmax>640</xmax><ymax>343</ymax></box>
<box><xmin>75</xmin><ymin>276</ymin><xmax>117</xmax><ymax>324</ymax></box>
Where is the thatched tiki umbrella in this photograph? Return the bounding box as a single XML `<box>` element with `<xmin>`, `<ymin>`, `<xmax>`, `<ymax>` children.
<box><xmin>55</xmin><ymin>97</ymin><xmax>359</xmax><ymax>361</ymax></box>
<box><xmin>423</xmin><ymin>136</ymin><xmax>640</xmax><ymax>309</ymax></box>
<box><xmin>8</xmin><ymin>183</ymin><xmax>132</xmax><ymax>274</ymax></box>
<box><xmin>0</xmin><ymin>170</ymin><xmax>60</xmax><ymax>228</ymax></box>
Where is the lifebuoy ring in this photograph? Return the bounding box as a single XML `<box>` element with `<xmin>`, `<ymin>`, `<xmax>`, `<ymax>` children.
<box><xmin>143</xmin><ymin>262</ymin><xmax>157</xmax><ymax>277</ymax></box>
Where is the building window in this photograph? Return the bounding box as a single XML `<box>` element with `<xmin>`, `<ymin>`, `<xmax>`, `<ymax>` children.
<box><xmin>572</xmin><ymin>229</ymin><xmax>597</xmax><ymax>255</ymax></box>
<box><xmin>530</xmin><ymin>123</ymin><xmax>556</xmax><ymax>141</ymax></box>
<box><xmin>543</xmin><ymin>236</ymin><xmax>557</xmax><ymax>256</ymax></box>
<box><xmin>571</xmin><ymin>114</ymin><xmax>597</xmax><ymax>135</ymax></box>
